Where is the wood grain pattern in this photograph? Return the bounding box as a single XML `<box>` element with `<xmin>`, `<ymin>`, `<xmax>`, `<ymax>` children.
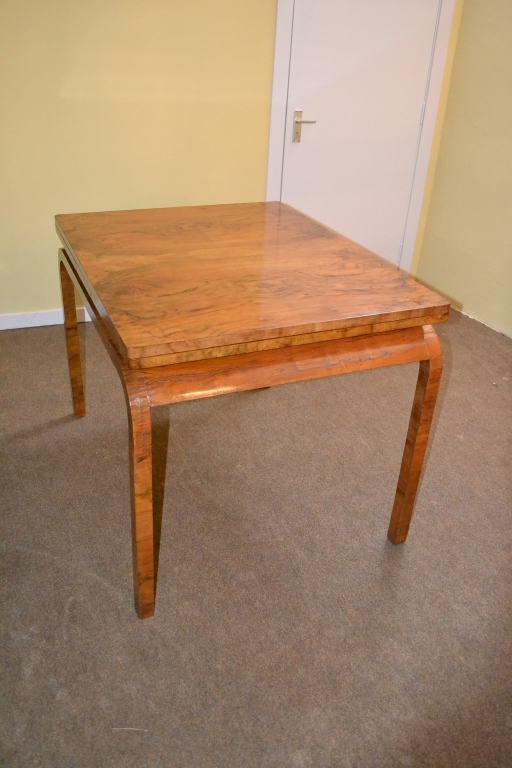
<box><xmin>123</xmin><ymin>369</ymin><xmax>155</xmax><ymax>619</ymax></box>
<box><xmin>125</xmin><ymin>314</ymin><xmax>446</xmax><ymax>369</ymax></box>
<box><xmin>56</xmin><ymin>202</ymin><xmax>449</xmax><ymax>369</ymax></box>
<box><xmin>59</xmin><ymin>256</ymin><xmax>85</xmax><ymax>416</ymax></box>
<box><xmin>387</xmin><ymin>326</ymin><xmax>443</xmax><ymax>544</ymax></box>
<box><xmin>59</xmin><ymin>251</ymin><xmax>155</xmax><ymax>619</ymax></box>
<box><xmin>57</xmin><ymin>202</ymin><xmax>448</xmax><ymax>619</ymax></box>
<box><xmin>143</xmin><ymin>326</ymin><xmax>432</xmax><ymax>407</ymax></box>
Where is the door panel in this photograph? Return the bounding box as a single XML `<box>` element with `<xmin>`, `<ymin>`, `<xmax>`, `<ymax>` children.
<box><xmin>281</xmin><ymin>0</ymin><xmax>439</xmax><ymax>265</ymax></box>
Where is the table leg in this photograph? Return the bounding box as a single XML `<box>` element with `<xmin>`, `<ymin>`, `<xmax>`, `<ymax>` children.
<box><xmin>59</xmin><ymin>260</ymin><xmax>85</xmax><ymax>417</ymax></box>
<box><xmin>122</xmin><ymin>370</ymin><xmax>155</xmax><ymax>619</ymax></box>
<box><xmin>387</xmin><ymin>326</ymin><xmax>443</xmax><ymax>544</ymax></box>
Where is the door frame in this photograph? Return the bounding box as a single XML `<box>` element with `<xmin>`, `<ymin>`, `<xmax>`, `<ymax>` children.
<box><xmin>266</xmin><ymin>0</ymin><xmax>458</xmax><ymax>272</ymax></box>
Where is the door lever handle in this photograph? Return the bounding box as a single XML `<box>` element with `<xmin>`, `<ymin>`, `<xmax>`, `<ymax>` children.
<box><xmin>293</xmin><ymin>109</ymin><xmax>317</xmax><ymax>142</ymax></box>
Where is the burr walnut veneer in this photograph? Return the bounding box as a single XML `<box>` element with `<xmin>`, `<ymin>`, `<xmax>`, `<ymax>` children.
<box><xmin>56</xmin><ymin>202</ymin><xmax>448</xmax><ymax>619</ymax></box>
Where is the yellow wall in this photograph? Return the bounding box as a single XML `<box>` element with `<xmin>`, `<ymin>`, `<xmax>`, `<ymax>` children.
<box><xmin>0</xmin><ymin>0</ymin><xmax>277</xmax><ymax>315</ymax></box>
<box><xmin>415</xmin><ymin>0</ymin><xmax>512</xmax><ymax>336</ymax></box>
<box><xmin>4</xmin><ymin>0</ymin><xmax>510</xmax><ymax>335</ymax></box>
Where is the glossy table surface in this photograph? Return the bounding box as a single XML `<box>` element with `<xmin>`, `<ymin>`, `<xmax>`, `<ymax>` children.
<box><xmin>56</xmin><ymin>202</ymin><xmax>449</xmax><ymax>369</ymax></box>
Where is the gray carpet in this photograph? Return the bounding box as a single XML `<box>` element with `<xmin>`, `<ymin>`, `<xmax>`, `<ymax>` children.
<box><xmin>1</xmin><ymin>310</ymin><xmax>511</xmax><ymax>767</ymax></box>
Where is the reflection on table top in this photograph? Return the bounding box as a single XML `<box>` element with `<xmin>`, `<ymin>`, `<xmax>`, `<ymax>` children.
<box><xmin>56</xmin><ymin>202</ymin><xmax>449</xmax><ymax>368</ymax></box>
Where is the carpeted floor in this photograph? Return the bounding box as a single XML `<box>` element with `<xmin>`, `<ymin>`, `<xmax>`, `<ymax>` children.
<box><xmin>1</xmin><ymin>310</ymin><xmax>511</xmax><ymax>767</ymax></box>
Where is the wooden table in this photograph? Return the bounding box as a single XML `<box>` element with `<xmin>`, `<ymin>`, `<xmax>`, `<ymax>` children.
<box><xmin>56</xmin><ymin>202</ymin><xmax>449</xmax><ymax>619</ymax></box>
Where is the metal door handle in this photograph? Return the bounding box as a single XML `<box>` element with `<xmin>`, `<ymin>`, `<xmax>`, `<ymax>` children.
<box><xmin>293</xmin><ymin>109</ymin><xmax>317</xmax><ymax>142</ymax></box>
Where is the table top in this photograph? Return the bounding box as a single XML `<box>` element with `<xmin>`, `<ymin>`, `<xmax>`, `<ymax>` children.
<box><xmin>56</xmin><ymin>202</ymin><xmax>449</xmax><ymax>369</ymax></box>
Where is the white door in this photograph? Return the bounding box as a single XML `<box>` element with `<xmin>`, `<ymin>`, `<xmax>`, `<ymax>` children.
<box><xmin>267</xmin><ymin>0</ymin><xmax>457</xmax><ymax>269</ymax></box>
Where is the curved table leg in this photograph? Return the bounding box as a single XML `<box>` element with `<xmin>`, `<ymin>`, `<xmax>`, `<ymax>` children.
<box><xmin>387</xmin><ymin>326</ymin><xmax>443</xmax><ymax>544</ymax></box>
<box><xmin>59</xmin><ymin>250</ymin><xmax>155</xmax><ymax>618</ymax></box>
<box><xmin>59</xmin><ymin>259</ymin><xmax>85</xmax><ymax>417</ymax></box>
<box><xmin>122</xmin><ymin>369</ymin><xmax>155</xmax><ymax>619</ymax></box>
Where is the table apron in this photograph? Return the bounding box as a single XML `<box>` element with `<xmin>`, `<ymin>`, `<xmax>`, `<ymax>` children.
<box><xmin>143</xmin><ymin>326</ymin><xmax>435</xmax><ymax>407</ymax></box>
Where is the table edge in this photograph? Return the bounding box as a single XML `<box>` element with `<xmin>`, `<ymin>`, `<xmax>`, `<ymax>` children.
<box><xmin>56</xmin><ymin>212</ymin><xmax>450</xmax><ymax>371</ymax></box>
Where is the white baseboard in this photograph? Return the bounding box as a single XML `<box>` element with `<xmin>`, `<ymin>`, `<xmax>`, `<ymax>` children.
<box><xmin>457</xmin><ymin>310</ymin><xmax>511</xmax><ymax>339</ymax></box>
<box><xmin>0</xmin><ymin>307</ymin><xmax>92</xmax><ymax>330</ymax></box>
